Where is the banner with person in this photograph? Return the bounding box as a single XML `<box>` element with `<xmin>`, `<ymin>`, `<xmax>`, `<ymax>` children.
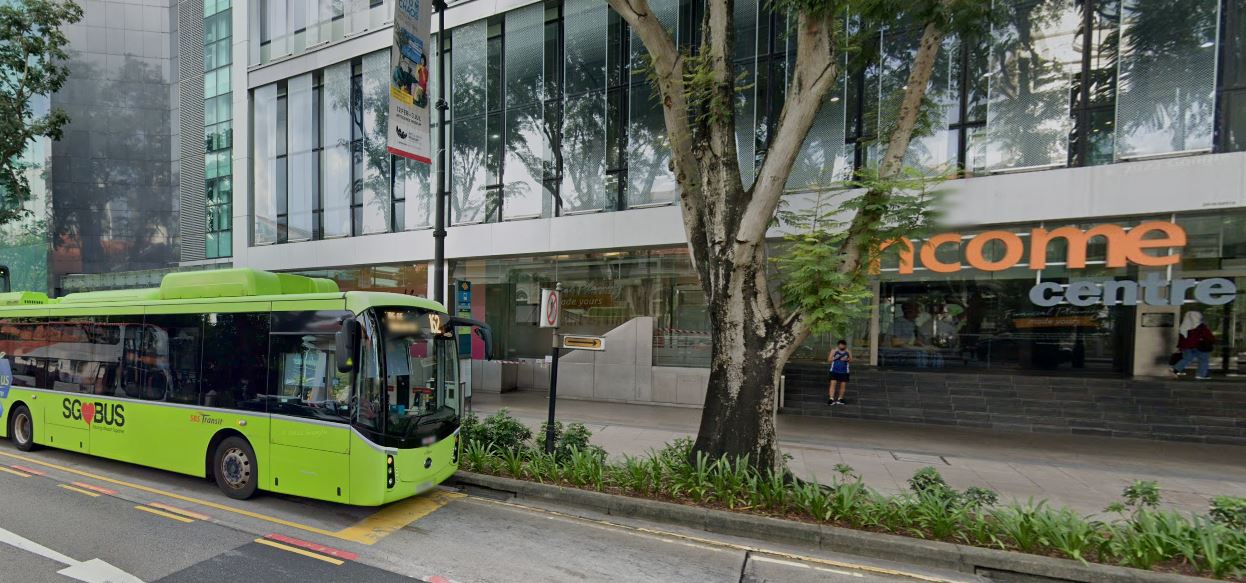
<box><xmin>388</xmin><ymin>0</ymin><xmax>432</xmax><ymax>163</ymax></box>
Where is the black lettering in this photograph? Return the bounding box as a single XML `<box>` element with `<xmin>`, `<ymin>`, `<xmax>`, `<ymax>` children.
<box><xmin>94</xmin><ymin>402</ymin><xmax>104</xmax><ymax>425</ymax></box>
<box><xmin>71</xmin><ymin>399</ymin><xmax>82</xmax><ymax>421</ymax></box>
<box><xmin>62</xmin><ymin>399</ymin><xmax>71</xmax><ymax>419</ymax></box>
<box><xmin>113</xmin><ymin>405</ymin><xmax>125</xmax><ymax>427</ymax></box>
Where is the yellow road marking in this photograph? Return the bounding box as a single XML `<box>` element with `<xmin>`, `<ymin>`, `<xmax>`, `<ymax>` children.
<box><xmin>0</xmin><ymin>466</ymin><xmax>31</xmax><ymax>478</ymax></box>
<box><xmin>135</xmin><ymin>505</ymin><xmax>195</xmax><ymax>523</ymax></box>
<box><xmin>0</xmin><ymin>450</ymin><xmax>340</xmax><ymax>538</ymax></box>
<box><xmin>58</xmin><ymin>484</ymin><xmax>100</xmax><ymax>498</ymax></box>
<box><xmin>148</xmin><ymin>502</ymin><xmax>211</xmax><ymax>521</ymax></box>
<box><xmin>336</xmin><ymin>490</ymin><xmax>464</xmax><ymax>545</ymax></box>
<box><xmin>466</xmin><ymin>496</ymin><xmax>967</xmax><ymax>583</ymax></box>
<box><xmin>255</xmin><ymin>538</ymin><xmax>345</xmax><ymax>566</ymax></box>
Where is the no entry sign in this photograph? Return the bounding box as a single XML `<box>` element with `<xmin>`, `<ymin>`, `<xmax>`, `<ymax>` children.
<box><xmin>540</xmin><ymin>288</ymin><xmax>561</xmax><ymax>328</ymax></box>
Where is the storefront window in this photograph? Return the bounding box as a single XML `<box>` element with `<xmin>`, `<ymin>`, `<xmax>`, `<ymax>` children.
<box><xmin>449</xmin><ymin>249</ymin><xmax>705</xmax><ymax>363</ymax></box>
<box><xmin>294</xmin><ymin>264</ymin><xmax>429</xmax><ymax>297</ymax></box>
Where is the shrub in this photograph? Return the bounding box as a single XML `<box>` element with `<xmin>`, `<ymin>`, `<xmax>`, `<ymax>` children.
<box><xmin>477</xmin><ymin>409</ymin><xmax>532</xmax><ymax>452</ymax></box>
<box><xmin>1209</xmin><ymin>495</ymin><xmax>1246</xmax><ymax>530</ymax></box>
<box><xmin>538</xmin><ymin>421</ymin><xmax>606</xmax><ymax>461</ymax></box>
<box><xmin>1122</xmin><ymin>480</ymin><xmax>1162</xmax><ymax>510</ymax></box>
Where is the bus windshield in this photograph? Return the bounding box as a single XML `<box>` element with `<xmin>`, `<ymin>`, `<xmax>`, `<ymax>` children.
<box><xmin>375</xmin><ymin>308</ymin><xmax>459</xmax><ymax>445</ymax></box>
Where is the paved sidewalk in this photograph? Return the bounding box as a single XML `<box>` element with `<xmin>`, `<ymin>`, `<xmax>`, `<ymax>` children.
<box><xmin>469</xmin><ymin>391</ymin><xmax>1246</xmax><ymax>517</ymax></box>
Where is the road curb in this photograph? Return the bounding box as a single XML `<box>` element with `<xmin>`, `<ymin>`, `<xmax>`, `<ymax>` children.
<box><xmin>453</xmin><ymin>471</ymin><xmax>1209</xmax><ymax>583</ymax></box>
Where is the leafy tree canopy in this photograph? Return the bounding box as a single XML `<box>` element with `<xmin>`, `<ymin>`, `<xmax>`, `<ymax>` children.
<box><xmin>0</xmin><ymin>0</ymin><xmax>82</xmax><ymax>224</ymax></box>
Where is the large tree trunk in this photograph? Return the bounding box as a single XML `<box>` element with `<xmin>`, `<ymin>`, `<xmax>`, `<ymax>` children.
<box><xmin>693</xmin><ymin>255</ymin><xmax>789</xmax><ymax>471</ymax></box>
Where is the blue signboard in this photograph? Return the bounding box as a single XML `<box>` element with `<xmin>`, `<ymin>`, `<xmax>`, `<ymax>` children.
<box><xmin>455</xmin><ymin>281</ymin><xmax>472</xmax><ymax>356</ymax></box>
<box><xmin>0</xmin><ymin>356</ymin><xmax>11</xmax><ymax>399</ymax></box>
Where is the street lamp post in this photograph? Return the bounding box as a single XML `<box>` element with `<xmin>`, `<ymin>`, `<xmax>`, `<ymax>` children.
<box><xmin>432</xmin><ymin>0</ymin><xmax>448</xmax><ymax>304</ymax></box>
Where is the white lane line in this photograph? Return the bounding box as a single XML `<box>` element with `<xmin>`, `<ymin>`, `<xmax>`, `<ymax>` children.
<box><xmin>0</xmin><ymin>526</ymin><xmax>144</xmax><ymax>583</ymax></box>
<box><xmin>752</xmin><ymin>556</ymin><xmax>865</xmax><ymax>578</ymax></box>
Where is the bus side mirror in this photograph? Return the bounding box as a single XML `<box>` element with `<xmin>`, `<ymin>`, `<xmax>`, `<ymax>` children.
<box><xmin>442</xmin><ymin>316</ymin><xmax>493</xmax><ymax>361</ymax></box>
<box><xmin>336</xmin><ymin>317</ymin><xmax>359</xmax><ymax>373</ymax></box>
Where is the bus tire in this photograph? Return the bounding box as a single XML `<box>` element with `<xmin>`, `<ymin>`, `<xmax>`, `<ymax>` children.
<box><xmin>10</xmin><ymin>404</ymin><xmax>36</xmax><ymax>452</ymax></box>
<box><xmin>212</xmin><ymin>436</ymin><xmax>258</xmax><ymax>500</ymax></box>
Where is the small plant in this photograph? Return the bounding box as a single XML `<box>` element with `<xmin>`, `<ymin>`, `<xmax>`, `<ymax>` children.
<box><xmin>1122</xmin><ymin>480</ymin><xmax>1162</xmax><ymax>510</ymax></box>
<box><xmin>1031</xmin><ymin>508</ymin><xmax>1102</xmax><ymax>564</ymax></box>
<box><xmin>907</xmin><ymin>466</ymin><xmax>952</xmax><ymax>497</ymax></box>
<box><xmin>498</xmin><ymin>447</ymin><xmax>526</xmax><ymax>478</ymax></box>
<box><xmin>961</xmin><ymin>486</ymin><xmax>999</xmax><ymax>509</ymax></box>
<box><xmin>539</xmin><ymin>421</ymin><xmax>606</xmax><ymax>461</ymax></box>
<box><xmin>462</xmin><ymin>441</ymin><xmax>494</xmax><ymax>474</ymax></box>
<box><xmin>1209</xmin><ymin>495</ymin><xmax>1246</xmax><ymax>530</ymax></box>
<box><xmin>991</xmin><ymin>500</ymin><xmax>1050</xmax><ymax>554</ymax></box>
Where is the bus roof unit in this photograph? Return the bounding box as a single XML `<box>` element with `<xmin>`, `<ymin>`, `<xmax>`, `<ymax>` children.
<box><xmin>53</xmin><ymin>268</ymin><xmax>341</xmax><ymax>304</ymax></box>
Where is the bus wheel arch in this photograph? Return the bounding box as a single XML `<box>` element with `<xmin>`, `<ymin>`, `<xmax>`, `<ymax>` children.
<box><xmin>7</xmin><ymin>402</ymin><xmax>36</xmax><ymax>451</ymax></box>
<box><xmin>206</xmin><ymin>430</ymin><xmax>258</xmax><ymax>500</ymax></box>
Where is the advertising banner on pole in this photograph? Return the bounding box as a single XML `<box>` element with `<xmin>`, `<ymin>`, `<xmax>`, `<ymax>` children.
<box><xmin>388</xmin><ymin>0</ymin><xmax>432</xmax><ymax>163</ymax></box>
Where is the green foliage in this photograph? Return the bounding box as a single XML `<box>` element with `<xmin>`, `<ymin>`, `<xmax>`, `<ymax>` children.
<box><xmin>0</xmin><ymin>0</ymin><xmax>82</xmax><ymax>225</ymax></box>
<box><xmin>538</xmin><ymin>421</ymin><xmax>606</xmax><ymax>462</ymax></box>
<box><xmin>459</xmin><ymin>430</ymin><xmax>1246</xmax><ymax>578</ymax></box>
<box><xmin>1122</xmin><ymin>480</ymin><xmax>1163</xmax><ymax>510</ymax></box>
<box><xmin>475</xmin><ymin>409</ymin><xmax>533</xmax><ymax>453</ymax></box>
<box><xmin>774</xmin><ymin>167</ymin><xmax>943</xmax><ymax>335</ymax></box>
<box><xmin>1209</xmin><ymin>496</ymin><xmax>1246</xmax><ymax>530</ymax></box>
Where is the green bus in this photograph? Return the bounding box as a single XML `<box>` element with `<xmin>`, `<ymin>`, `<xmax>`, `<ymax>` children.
<box><xmin>0</xmin><ymin>268</ymin><xmax>489</xmax><ymax>506</ymax></box>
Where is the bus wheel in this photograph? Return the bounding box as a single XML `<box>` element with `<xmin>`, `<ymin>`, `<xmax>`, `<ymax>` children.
<box><xmin>213</xmin><ymin>436</ymin><xmax>258</xmax><ymax>500</ymax></box>
<box><xmin>10</xmin><ymin>405</ymin><xmax>36</xmax><ymax>452</ymax></box>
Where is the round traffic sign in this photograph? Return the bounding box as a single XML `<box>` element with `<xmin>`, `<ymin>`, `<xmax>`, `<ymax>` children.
<box><xmin>545</xmin><ymin>291</ymin><xmax>559</xmax><ymax>326</ymax></box>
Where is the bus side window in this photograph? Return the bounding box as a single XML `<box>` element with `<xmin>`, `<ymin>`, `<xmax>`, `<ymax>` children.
<box><xmin>201</xmin><ymin>312</ymin><xmax>269</xmax><ymax>411</ymax></box>
<box><xmin>268</xmin><ymin>333</ymin><xmax>350</xmax><ymax>423</ymax></box>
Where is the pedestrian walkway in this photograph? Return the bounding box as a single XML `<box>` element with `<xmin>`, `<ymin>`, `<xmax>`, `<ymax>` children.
<box><xmin>469</xmin><ymin>391</ymin><xmax>1246</xmax><ymax>517</ymax></box>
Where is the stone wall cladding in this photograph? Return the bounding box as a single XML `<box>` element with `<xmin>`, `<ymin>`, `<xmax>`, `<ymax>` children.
<box><xmin>781</xmin><ymin>364</ymin><xmax>1246</xmax><ymax>446</ymax></box>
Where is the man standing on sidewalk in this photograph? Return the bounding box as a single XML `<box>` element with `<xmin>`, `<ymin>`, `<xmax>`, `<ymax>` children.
<box><xmin>827</xmin><ymin>340</ymin><xmax>851</xmax><ymax>406</ymax></box>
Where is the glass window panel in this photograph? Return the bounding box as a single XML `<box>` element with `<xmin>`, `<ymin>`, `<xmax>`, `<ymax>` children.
<box><xmin>628</xmin><ymin>82</ymin><xmax>678</xmax><ymax>206</ymax></box>
<box><xmin>290</xmin><ymin>0</ymin><xmax>307</xmax><ymax>34</ymax></box>
<box><xmin>288</xmin><ymin>73</ymin><xmax>314</xmax><ymax>241</ymax></box>
<box><xmin>401</xmin><ymin>155</ymin><xmax>434</xmax><ymax>229</ymax></box>
<box><xmin>564</xmin><ymin>0</ymin><xmax>607</xmax><ymax>96</ymax></box>
<box><xmin>505</xmin><ymin>4</ymin><xmax>544</xmax><ymax>108</ymax></box>
<box><xmin>452</xmin><ymin>22</ymin><xmax>486</xmax><ymax>118</ymax></box>
<box><xmin>322</xmin><ymin>61</ymin><xmax>352</xmax><ymax>238</ymax></box>
<box><xmin>985</xmin><ymin>0</ymin><xmax>1079</xmax><ymax>171</ymax></box>
<box><xmin>561</xmin><ymin>91</ymin><xmax>609</xmax><ymax>212</ymax></box>
<box><xmin>504</xmin><ymin>105</ymin><xmax>547</xmax><ymax>219</ymax></box>
<box><xmin>788</xmin><ymin>71</ymin><xmax>849</xmax><ymax>190</ymax></box>
<box><xmin>253</xmin><ymin>83</ymin><xmax>278</xmax><ymax>245</ymax></box>
<box><xmin>361</xmin><ymin>50</ymin><xmax>390</xmax><ymax>234</ymax></box>
<box><xmin>1114</xmin><ymin>0</ymin><xmax>1219</xmax><ymax>159</ymax></box>
<box><xmin>452</xmin><ymin>115</ymin><xmax>488</xmax><ymax>223</ymax></box>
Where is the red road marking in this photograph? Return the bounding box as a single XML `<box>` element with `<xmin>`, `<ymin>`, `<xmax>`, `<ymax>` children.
<box><xmin>426</xmin><ymin>577</ymin><xmax>456</xmax><ymax>583</ymax></box>
<box><xmin>71</xmin><ymin>482</ymin><xmax>119</xmax><ymax>496</ymax></box>
<box><xmin>11</xmin><ymin>465</ymin><xmax>45</xmax><ymax>476</ymax></box>
<box><xmin>264</xmin><ymin>534</ymin><xmax>359</xmax><ymax>561</ymax></box>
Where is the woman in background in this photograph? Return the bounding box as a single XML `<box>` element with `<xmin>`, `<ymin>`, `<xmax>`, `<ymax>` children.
<box><xmin>1172</xmin><ymin>310</ymin><xmax>1215</xmax><ymax>380</ymax></box>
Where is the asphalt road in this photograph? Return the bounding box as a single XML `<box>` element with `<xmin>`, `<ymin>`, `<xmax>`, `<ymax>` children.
<box><xmin>0</xmin><ymin>441</ymin><xmax>986</xmax><ymax>583</ymax></box>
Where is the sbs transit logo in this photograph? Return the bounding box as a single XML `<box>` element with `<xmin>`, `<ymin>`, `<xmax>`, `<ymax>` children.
<box><xmin>63</xmin><ymin>398</ymin><xmax>126</xmax><ymax>430</ymax></box>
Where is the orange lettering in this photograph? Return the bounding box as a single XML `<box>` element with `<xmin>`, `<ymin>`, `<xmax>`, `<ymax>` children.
<box><xmin>1126</xmin><ymin>221</ymin><xmax>1185</xmax><ymax>267</ymax></box>
<box><xmin>877</xmin><ymin>238</ymin><xmax>915</xmax><ymax>275</ymax></box>
<box><xmin>1029</xmin><ymin>224</ymin><xmax>1129</xmax><ymax>269</ymax></box>
<box><xmin>965</xmin><ymin>230</ymin><xmax>1024</xmax><ymax>272</ymax></box>
<box><xmin>919</xmin><ymin>233</ymin><xmax>963</xmax><ymax>273</ymax></box>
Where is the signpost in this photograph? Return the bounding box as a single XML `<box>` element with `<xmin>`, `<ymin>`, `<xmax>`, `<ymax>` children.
<box><xmin>539</xmin><ymin>285</ymin><xmax>609</xmax><ymax>452</ymax></box>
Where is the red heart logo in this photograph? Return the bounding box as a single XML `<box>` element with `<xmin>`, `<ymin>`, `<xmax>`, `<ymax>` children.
<box><xmin>81</xmin><ymin>403</ymin><xmax>95</xmax><ymax>427</ymax></box>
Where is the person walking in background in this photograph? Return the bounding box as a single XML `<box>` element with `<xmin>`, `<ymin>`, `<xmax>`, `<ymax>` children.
<box><xmin>827</xmin><ymin>340</ymin><xmax>851</xmax><ymax>405</ymax></box>
<box><xmin>1172</xmin><ymin>310</ymin><xmax>1215</xmax><ymax>380</ymax></box>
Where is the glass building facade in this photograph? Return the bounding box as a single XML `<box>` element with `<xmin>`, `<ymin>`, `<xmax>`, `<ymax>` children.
<box><xmin>250</xmin><ymin>0</ymin><xmax>1245</xmax><ymax>247</ymax></box>
<box><xmin>204</xmin><ymin>0</ymin><xmax>234</xmax><ymax>258</ymax></box>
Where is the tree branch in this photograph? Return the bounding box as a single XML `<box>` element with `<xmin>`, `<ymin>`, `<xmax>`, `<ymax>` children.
<box><xmin>734</xmin><ymin>10</ymin><xmax>839</xmax><ymax>264</ymax></box>
<box><xmin>608</xmin><ymin>0</ymin><xmax>712</xmax><ymax>291</ymax></box>
<box><xmin>838</xmin><ymin>16</ymin><xmax>948</xmax><ymax>275</ymax></box>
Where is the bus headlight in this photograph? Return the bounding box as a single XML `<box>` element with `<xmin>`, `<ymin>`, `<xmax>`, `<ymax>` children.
<box><xmin>386</xmin><ymin>455</ymin><xmax>395</xmax><ymax>489</ymax></box>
